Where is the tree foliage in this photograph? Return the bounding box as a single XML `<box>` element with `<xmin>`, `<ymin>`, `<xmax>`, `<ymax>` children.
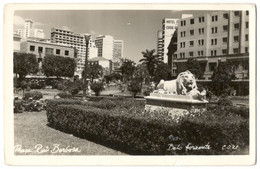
<box><xmin>139</xmin><ymin>49</ymin><xmax>162</xmax><ymax>78</ymax></box>
<box><xmin>211</xmin><ymin>60</ymin><xmax>237</xmax><ymax>96</ymax></box>
<box><xmin>133</xmin><ymin>64</ymin><xmax>149</xmax><ymax>84</ymax></box>
<box><xmin>82</xmin><ymin>64</ymin><xmax>103</xmax><ymax>82</ymax></box>
<box><xmin>153</xmin><ymin>62</ymin><xmax>171</xmax><ymax>84</ymax></box>
<box><xmin>13</xmin><ymin>52</ymin><xmax>38</xmax><ymax>81</ymax></box>
<box><xmin>120</xmin><ymin>59</ymin><xmax>136</xmax><ymax>82</ymax></box>
<box><xmin>186</xmin><ymin>58</ymin><xmax>203</xmax><ymax>78</ymax></box>
<box><xmin>42</xmin><ymin>55</ymin><xmax>76</xmax><ymax>78</ymax></box>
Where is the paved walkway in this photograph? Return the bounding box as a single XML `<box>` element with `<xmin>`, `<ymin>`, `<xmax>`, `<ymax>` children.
<box><xmin>14</xmin><ymin>111</ymin><xmax>127</xmax><ymax>155</ymax></box>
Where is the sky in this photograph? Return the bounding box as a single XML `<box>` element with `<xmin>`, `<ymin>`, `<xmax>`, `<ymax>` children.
<box><xmin>14</xmin><ymin>10</ymin><xmax>212</xmax><ymax>63</ymax></box>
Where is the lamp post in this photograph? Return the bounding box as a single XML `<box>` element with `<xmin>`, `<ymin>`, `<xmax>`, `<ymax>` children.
<box><xmin>82</xmin><ymin>35</ymin><xmax>91</xmax><ymax>101</ymax></box>
<box><xmin>242</xmin><ymin>70</ymin><xmax>244</xmax><ymax>96</ymax></box>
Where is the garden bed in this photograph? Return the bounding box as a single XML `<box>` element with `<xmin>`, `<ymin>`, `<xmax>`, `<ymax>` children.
<box><xmin>46</xmin><ymin>98</ymin><xmax>249</xmax><ymax>155</ymax></box>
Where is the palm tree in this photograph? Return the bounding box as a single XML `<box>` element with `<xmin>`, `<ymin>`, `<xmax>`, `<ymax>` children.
<box><xmin>139</xmin><ymin>49</ymin><xmax>162</xmax><ymax>81</ymax></box>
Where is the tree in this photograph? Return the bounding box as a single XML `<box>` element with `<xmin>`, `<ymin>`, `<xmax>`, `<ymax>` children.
<box><xmin>13</xmin><ymin>52</ymin><xmax>38</xmax><ymax>84</ymax></box>
<box><xmin>120</xmin><ymin>59</ymin><xmax>136</xmax><ymax>82</ymax></box>
<box><xmin>133</xmin><ymin>64</ymin><xmax>149</xmax><ymax>84</ymax></box>
<box><xmin>42</xmin><ymin>55</ymin><xmax>76</xmax><ymax>78</ymax></box>
<box><xmin>139</xmin><ymin>49</ymin><xmax>162</xmax><ymax>79</ymax></box>
<box><xmin>153</xmin><ymin>62</ymin><xmax>171</xmax><ymax>84</ymax></box>
<box><xmin>127</xmin><ymin>79</ymin><xmax>142</xmax><ymax>98</ymax></box>
<box><xmin>82</xmin><ymin>64</ymin><xmax>103</xmax><ymax>82</ymax></box>
<box><xmin>90</xmin><ymin>81</ymin><xmax>104</xmax><ymax>96</ymax></box>
<box><xmin>186</xmin><ymin>58</ymin><xmax>203</xmax><ymax>78</ymax></box>
<box><xmin>211</xmin><ymin>60</ymin><xmax>236</xmax><ymax>96</ymax></box>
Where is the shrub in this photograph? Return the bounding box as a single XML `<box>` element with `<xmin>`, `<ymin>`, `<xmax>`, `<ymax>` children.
<box><xmin>46</xmin><ymin>99</ymin><xmax>248</xmax><ymax>155</ymax></box>
<box><xmin>218</xmin><ymin>97</ymin><xmax>233</xmax><ymax>106</ymax></box>
<box><xmin>90</xmin><ymin>82</ymin><xmax>104</xmax><ymax>96</ymax></box>
<box><xmin>23</xmin><ymin>91</ymin><xmax>43</xmax><ymax>100</ymax></box>
<box><xmin>57</xmin><ymin>92</ymin><xmax>72</xmax><ymax>99</ymax></box>
<box><xmin>30</xmin><ymin>80</ymin><xmax>46</xmax><ymax>89</ymax></box>
<box><xmin>127</xmin><ymin>80</ymin><xmax>142</xmax><ymax>97</ymax></box>
<box><xmin>14</xmin><ymin>99</ymin><xmax>24</xmax><ymax>113</ymax></box>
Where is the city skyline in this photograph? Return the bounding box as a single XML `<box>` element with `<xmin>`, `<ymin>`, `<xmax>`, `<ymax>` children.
<box><xmin>14</xmin><ymin>10</ymin><xmax>213</xmax><ymax>63</ymax></box>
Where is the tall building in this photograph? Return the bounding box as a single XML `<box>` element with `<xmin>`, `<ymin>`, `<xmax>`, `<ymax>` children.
<box><xmin>157</xmin><ymin>30</ymin><xmax>163</xmax><ymax>57</ymax></box>
<box><xmin>161</xmin><ymin>18</ymin><xmax>179</xmax><ymax>63</ymax></box>
<box><xmin>15</xmin><ymin>19</ymin><xmax>45</xmax><ymax>39</ymax></box>
<box><xmin>172</xmin><ymin>11</ymin><xmax>249</xmax><ymax>95</ymax></box>
<box><xmin>113</xmin><ymin>40</ymin><xmax>124</xmax><ymax>69</ymax></box>
<box><xmin>95</xmin><ymin>35</ymin><xmax>114</xmax><ymax>60</ymax></box>
<box><xmin>50</xmin><ymin>28</ymin><xmax>98</xmax><ymax>76</ymax></box>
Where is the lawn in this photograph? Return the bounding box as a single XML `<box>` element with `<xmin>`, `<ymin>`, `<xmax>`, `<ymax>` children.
<box><xmin>14</xmin><ymin>110</ymin><xmax>127</xmax><ymax>155</ymax></box>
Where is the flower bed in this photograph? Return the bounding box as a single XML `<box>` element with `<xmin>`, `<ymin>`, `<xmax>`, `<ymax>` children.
<box><xmin>46</xmin><ymin>99</ymin><xmax>249</xmax><ymax>155</ymax></box>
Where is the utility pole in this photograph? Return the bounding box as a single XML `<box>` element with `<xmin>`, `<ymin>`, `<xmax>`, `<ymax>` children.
<box><xmin>82</xmin><ymin>35</ymin><xmax>91</xmax><ymax>101</ymax></box>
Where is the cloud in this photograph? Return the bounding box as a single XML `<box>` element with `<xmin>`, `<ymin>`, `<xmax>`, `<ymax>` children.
<box><xmin>13</xmin><ymin>15</ymin><xmax>25</xmax><ymax>26</ymax></box>
<box><xmin>61</xmin><ymin>26</ymin><xmax>71</xmax><ymax>31</ymax></box>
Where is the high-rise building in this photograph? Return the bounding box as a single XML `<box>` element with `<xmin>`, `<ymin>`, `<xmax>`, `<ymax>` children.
<box><xmin>50</xmin><ymin>28</ymin><xmax>98</xmax><ymax>76</ymax></box>
<box><xmin>15</xmin><ymin>19</ymin><xmax>45</xmax><ymax>39</ymax></box>
<box><xmin>95</xmin><ymin>35</ymin><xmax>114</xmax><ymax>60</ymax></box>
<box><xmin>113</xmin><ymin>40</ymin><xmax>124</xmax><ymax>69</ymax></box>
<box><xmin>172</xmin><ymin>11</ymin><xmax>249</xmax><ymax>95</ymax></box>
<box><xmin>161</xmin><ymin>18</ymin><xmax>179</xmax><ymax>63</ymax></box>
<box><xmin>157</xmin><ymin>30</ymin><xmax>163</xmax><ymax>57</ymax></box>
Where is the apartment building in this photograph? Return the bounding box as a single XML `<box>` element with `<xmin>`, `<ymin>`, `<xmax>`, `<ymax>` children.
<box><xmin>16</xmin><ymin>19</ymin><xmax>45</xmax><ymax>39</ymax></box>
<box><xmin>171</xmin><ymin>11</ymin><xmax>249</xmax><ymax>95</ymax></box>
<box><xmin>50</xmin><ymin>28</ymin><xmax>98</xmax><ymax>76</ymax></box>
<box><xmin>157</xmin><ymin>30</ymin><xmax>163</xmax><ymax>57</ymax></box>
<box><xmin>95</xmin><ymin>35</ymin><xmax>114</xmax><ymax>60</ymax></box>
<box><xmin>113</xmin><ymin>40</ymin><xmax>124</xmax><ymax>69</ymax></box>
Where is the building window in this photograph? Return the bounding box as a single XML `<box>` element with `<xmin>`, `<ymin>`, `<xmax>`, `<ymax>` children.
<box><xmin>38</xmin><ymin>46</ymin><xmax>43</xmax><ymax>53</ymax></box>
<box><xmin>198</xmin><ymin>50</ymin><xmax>204</xmax><ymax>56</ymax></box>
<box><xmin>222</xmin><ymin>37</ymin><xmax>228</xmax><ymax>43</ymax></box>
<box><xmin>190</xmin><ymin>30</ymin><xmax>194</xmax><ymax>36</ymax></box>
<box><xmin>234</xmin><ymin>23</ymin><xmax>240</xmax><ymax>29</ymax></box>
<box><xmin>199</xmin><ymin>28</ymin><xmax>204</xmax><ymax>34</ymax></box>
<box><xmin>234</xmin><ymin>36</ymin><xmax>239</xmax><ymax>42</ymax></box>
<box><xmin>212</xmin><ymin>16</ymin><xmax>214</xmax><ymax>22</ymax></box>
<box><xmin>212</xmin><ymin>27</ymin><xmax>218</xmax><ymax>34</ymax></box>
<box><xmin>234</xmin><ymin>11</ymin><xmax>240</xmax><ymax>16</ymax></box>
<box><xmin>215</xmin><ymin>39</ymin><xmax>217</xmax><ymax>45</ymax></box>
<box><xmin>199</xmin><ymin>39</ymin><xmax>204</xmax><ymax>46</ymax></box>
<box><xmin>210</xmin><ymin>50</ymin><xmax>217</xmax><ymax>56</ymax></box>
<box><xmin>233</xmin><ymin>48</ymin><xmax>239</xmax><ymax>54</ymax></box>
<box><xmin>246</xmin><ymin>11</ymin><xmax>249</xmax><ymax>15</ymax></box>
<box><xmin>181</xmin><ymin>21</ymin><xmax>183</xmax><ymax>26</ymax></box>
<box><xmin>211</xmin><ymin>39</ymin><xmax>217</xmax><ymax>45</ymax></box>
<box><xmin>223</xmin><ymin>25</ymin><xmax>228</xmax><ymax>31</ymax></box>
<box><xmin>199</xmin><ymin>16</ymin><xmax>205</xmax><ymax>23</ymax></box>
<box><xmin>245</xmin><ymin>34</ymin><xmax>248</xmax><ymax>41</ymax></box>
<box><xmin>45</xmin><ymin>48</ymin><xmax>53</xmax><ymax>55</ymax></box>
<box><xmin>189</xmin><ymin>41</ymin><xmax>194</xmax><ymax>46</ymax></box>
<box><xmin>29</xmin><ymin>45</ymin><xmax>35</xmax><ymax>52</ymax></box>
<box><xmin>190</xmin><ymin>19</ymin><xmax>194</xmax><ymax>24</ymax></box>
<box><xmin>222</xmin><ymin>49</ymin><xmax>227</xmax><ymax>54</ymax></box>
<box><xmin>65</xmin><ymin>50</ymin><xmax>69</xmax><ymax>56</ymax></box>
<box><xmin>56</xmin><ymin>49</ymin><xmax>60</xmax><ymax>55</ymax></box>
<box><xmin>246</xmin><ymin>22</ymin><xmax>249</xmax><ymax>28</ymax></box>
<box><xmin>209</xmin><ymin>63</ymin><xmax>217</xmax><ymax>71</ymax></box>
<box><xmin>214</xmin><ymin>50</ymin><xmax>217</xmax><ymax>56</ymax></box>
<box><xmin>215</xmin><ymin>15</ymin><xmax>218</xmax><ymax>21</ymax></box>
<box><xmin>245</xmin><ymin>47</ymin><xmax>249</xmax><ymax>53</ymax></box>
<box><xmin>223</xmin><ymin>13</ymin><xmax>229</xmax><ymax>19</ymax></box>
<box><xmin>189</xmin><ymin>52</ymin><xmax>193</xmax><ymax>57</ymax></box>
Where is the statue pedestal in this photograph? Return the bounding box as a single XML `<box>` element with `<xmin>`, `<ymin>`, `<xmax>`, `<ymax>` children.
<box><xmin>144</xmin><ymin>93</ymin><xmax>208</xmax><ymax>117</ymax></box>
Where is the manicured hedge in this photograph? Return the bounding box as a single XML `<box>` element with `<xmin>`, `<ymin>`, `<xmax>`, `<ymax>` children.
<box><xmin>23</xmin><ymin>91</ymin><xmax>43</xmax><ymax>100</ymax></box>
<box><xmin>46</xmin><ymin>99</ymin><xmax>249</xmax><ymax>155</ymax></box>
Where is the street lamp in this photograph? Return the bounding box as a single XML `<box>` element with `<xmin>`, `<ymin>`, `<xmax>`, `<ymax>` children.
<box><xmin>82</xmin><ymin>35</ymin><xmax>91</xmax><ymax>101</ymax></box>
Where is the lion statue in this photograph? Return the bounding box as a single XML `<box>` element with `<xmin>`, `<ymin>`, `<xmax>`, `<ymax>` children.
<box><xmin>156</xmin><ymin>70</ymin><xmax>197</xmax><ymax>95</ymax></box>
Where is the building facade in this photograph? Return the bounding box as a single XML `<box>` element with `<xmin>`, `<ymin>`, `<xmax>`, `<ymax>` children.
<box><xmin>161</xmin><ymin>18</ymin><xmax>179</xmax><ymax>63</ymax></box>
<box><xmin>171</xmin><ymin>11</ymin><xmax>249</xmax><ymax>95</ymax></box>
<box><xmin>16</xmin><ymin>19</ymin><xmax>45</xmax><ymax>39</ymax></box>
<box><xmin>157</xmin><ymin>30</ymin><xmax>163</xmax><ymax>57</ymax></box>
<box><xmin>95</xmin><ymin>35</ymin><xmax>114</xmax><ymax>60</ymax></box>
<box><xmin>113</xmin><ymin>40</ymin><xmax>124</xmax><ymax>70</ymax></box>
<box><xmin>50</xmin><ymin>28</ymin><xmax>98</xmax><ymax>76</ymax></box>
<box><xmin>20</xmin><ymin>39</ymin><xmax>76</xmax><ymax>75</ymax></box>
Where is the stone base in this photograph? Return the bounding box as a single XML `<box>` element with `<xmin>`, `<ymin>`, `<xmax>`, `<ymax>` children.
<box><xmin>144</xmin><ymin>93</ymin><xmax>208</xmax><ymax>117</ymax></box>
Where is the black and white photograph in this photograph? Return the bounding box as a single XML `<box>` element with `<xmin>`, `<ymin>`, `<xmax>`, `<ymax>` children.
<box><xmin>3</xmin><ymin>3</ymin><xmax>256</xmax><ymax>166</ymax></box>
